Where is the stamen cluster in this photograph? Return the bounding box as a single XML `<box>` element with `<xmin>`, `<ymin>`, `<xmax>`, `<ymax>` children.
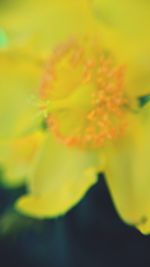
<box><xmin>40</xmin><ymin>38</ymin><xmax>127</xmax><ymax>149</ymax></box>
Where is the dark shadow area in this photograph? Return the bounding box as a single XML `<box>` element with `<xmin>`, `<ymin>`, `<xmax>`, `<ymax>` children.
<box><xmin>0</xmin><ymin>175</ymin><xmax>150</xmax><ymax>267</ymax></box>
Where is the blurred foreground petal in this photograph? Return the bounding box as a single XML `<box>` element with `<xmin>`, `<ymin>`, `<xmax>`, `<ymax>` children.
<box><xmin>104</xmin><ymin>103</ymin><xmax>150</xmax><ymax>234</ymax></box>
<box><xmin>16</xmin><ymin>134</ymin><xmax>100</xmax><ymax>218</ymax></box>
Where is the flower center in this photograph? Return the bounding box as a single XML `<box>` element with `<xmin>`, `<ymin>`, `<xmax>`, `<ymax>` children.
<box><xmin>40</xmin><ymin>38</ymin><xmax>127</xmax><ymax>149</ymax></box>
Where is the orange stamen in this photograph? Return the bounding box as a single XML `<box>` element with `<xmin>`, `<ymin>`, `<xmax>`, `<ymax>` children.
<box><xmin>40</xmin><ymin>38</ymin><xmax>127</xmax><ymax>149</ymax></box>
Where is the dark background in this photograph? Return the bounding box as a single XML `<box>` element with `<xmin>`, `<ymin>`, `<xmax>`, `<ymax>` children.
<box><xmin>0</xmin><ymin>175</ymin><xmax>150</xmax><ymax>267</ymax></box>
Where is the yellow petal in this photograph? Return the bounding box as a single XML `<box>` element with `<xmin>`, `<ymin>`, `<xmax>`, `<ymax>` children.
<box><xmin>0</xmin><ymin>48</ymin><xmax>42</xmax><ymax>138</ymax></box>
<box><xmin>90</xmin><ymin>0</ymin><xmax>150</xmax><ymax>96</ymax></box>
<box><xmin>104</xmin><ymin>103</ymin><xmax>150</xmax><ymax>234</ymax></box>
<box><xmin>0</xmin><ymin>132</ymin><xmax>44</xmax><ymax>188</ymax></box>
<box><xmin>0</xmin><ymin>0</ymin><xmax>96</xmax><ymax>51</ymax></box>
<box><xmin>16</xmin><ymin>133</ymin><xmax>100</xmax><ymax>218</ymax></box>
<box><xmin>91</xmin><ymin>0</ymin><xmax>150</xmax><ymax>39</ymax></box>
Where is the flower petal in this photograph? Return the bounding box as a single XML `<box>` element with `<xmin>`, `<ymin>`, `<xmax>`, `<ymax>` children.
<box><xmin>16</xmin><ymin>133</ymin><xmax>100</xmax><ymax>218</ymax></box>
<box><xmin>0</xmin><ymin>132</ymin><xmax>44</xmax><ymax>188</ymax></box>
<box><xmin>0</xmin><ymin>48</ymin><xmax>42</xmax><ymax>138</ymax></box>
<box><xmin>0</xmin><ymin>0</ymin><xmax>96</xmax><ymax>51</ymax></box>
<box><xmin>104</xmin><ymin>103</ymin><xmax>150</xmax><ymax>234</ymax></box>
<box><xmin>91</xmin><ymin>0</ymin><xmax>150</xmax><ymax>96</ymax></box>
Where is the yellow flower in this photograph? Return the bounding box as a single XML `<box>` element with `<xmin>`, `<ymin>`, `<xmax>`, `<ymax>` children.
<box><xmin>16</xmin><ymin>34</ymin><xmax>150</xmax><ymax>235</ymax></box>
<box><xmin>0</xmin><ymin>0</ymin><xmax>150</xmax><ymax>235</ymax></box>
